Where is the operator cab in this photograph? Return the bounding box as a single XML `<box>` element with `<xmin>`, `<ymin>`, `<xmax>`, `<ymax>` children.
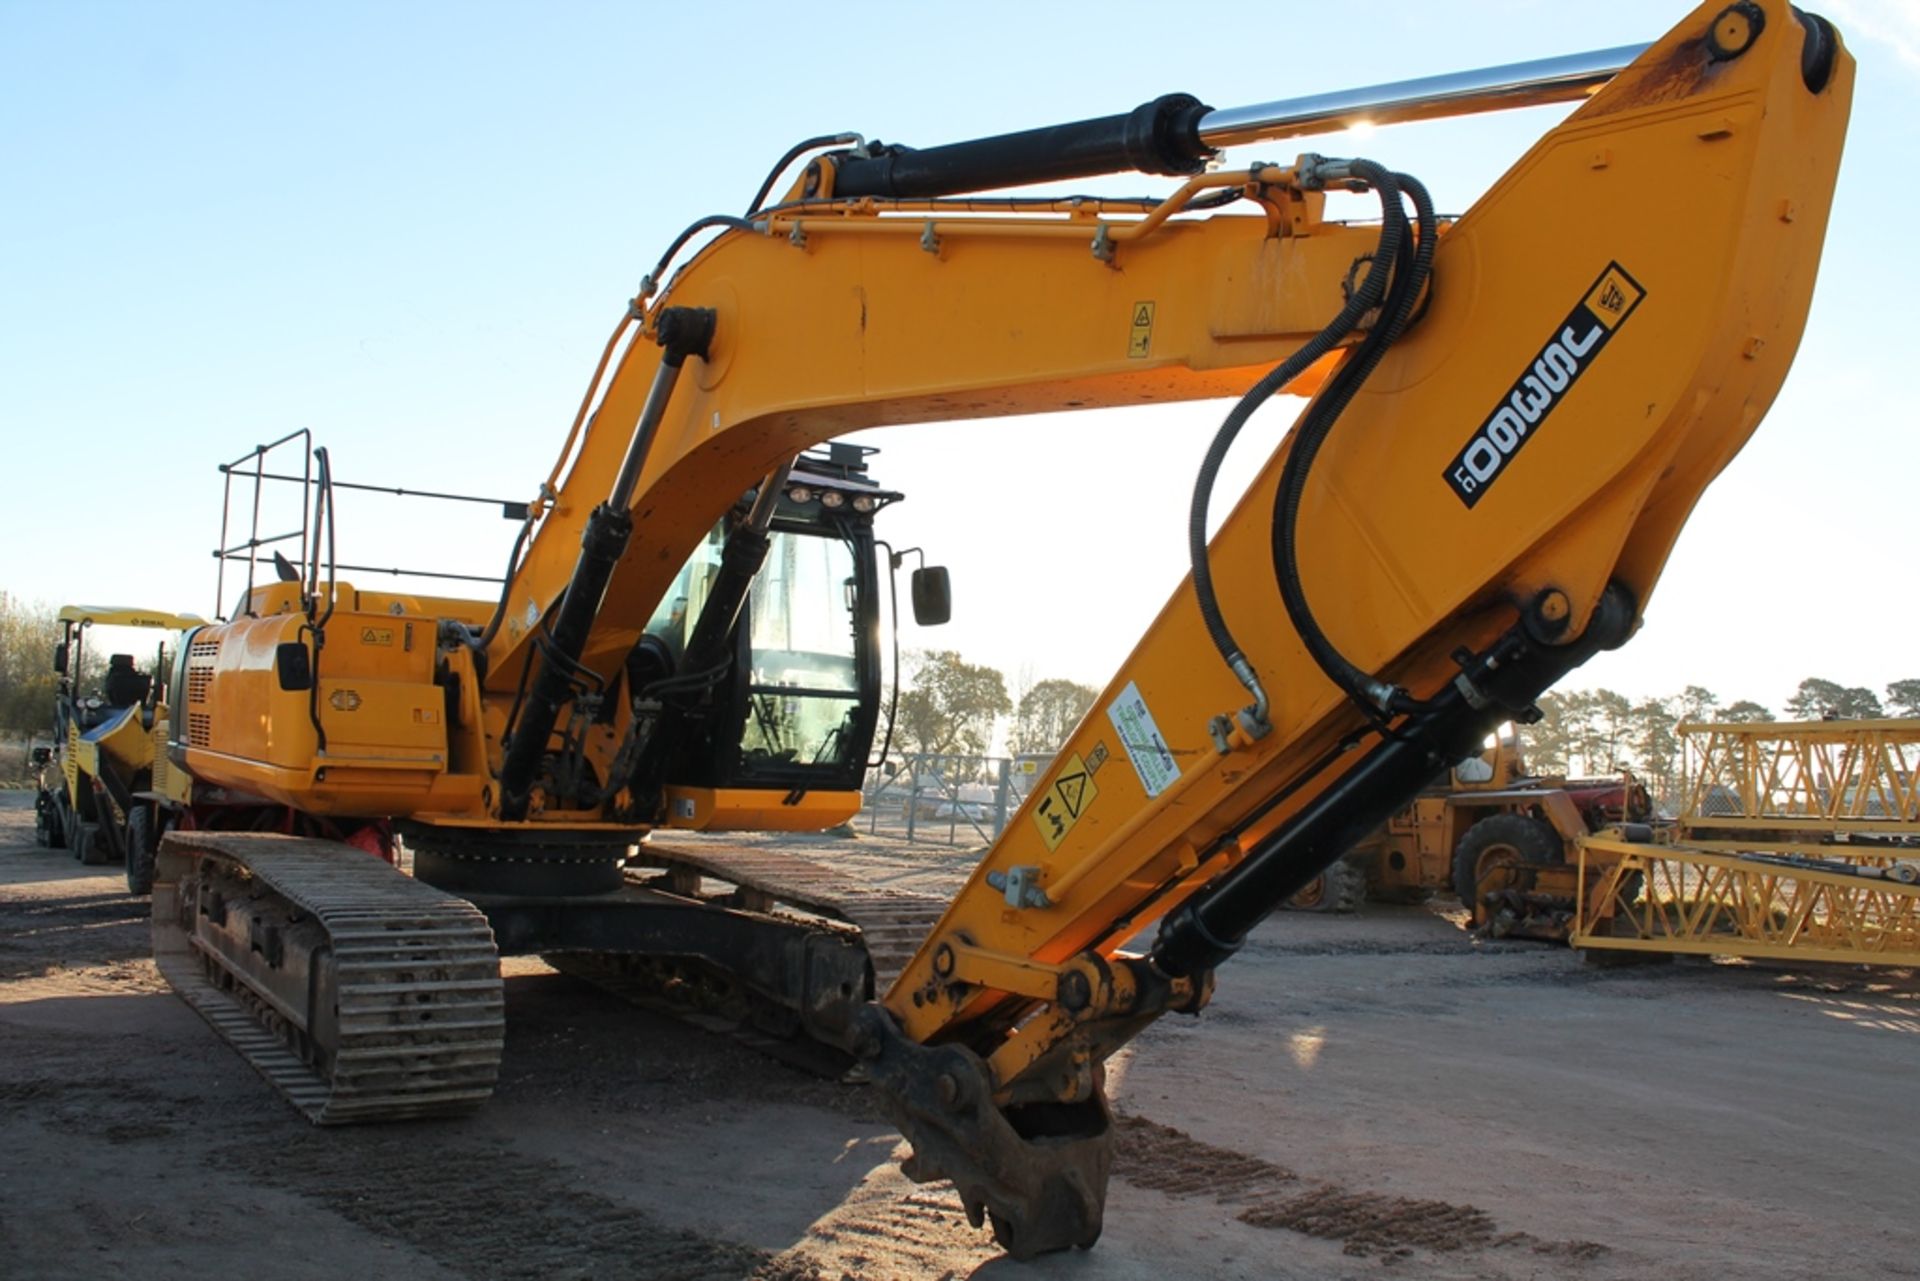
<box><xmin>642</xmin><ymin>444</ymin><xmax>905</xmax><ymax>799</ymax></box>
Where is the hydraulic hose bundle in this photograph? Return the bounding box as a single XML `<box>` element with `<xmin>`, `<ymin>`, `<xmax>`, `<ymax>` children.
<box><xmin>1186</xmin><ymin>158</ymin><xmax>1438</xmax><ymax>743</ymax></box>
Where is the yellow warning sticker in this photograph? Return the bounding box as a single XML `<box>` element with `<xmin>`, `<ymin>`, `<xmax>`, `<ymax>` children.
<box><xmin>1127</xmin><ymin>301</ymin><xmax>1155</xmax><ymax>358</ymax></box>
<box><xmin>1032</xmin><ymin>752</ymin><xmax>1099</xmax><ymax>851</ymax></box>
<box><xmin>360</xmin><ymin>626</ymin><xmax>395</xmax><ymax>647</ymax></box>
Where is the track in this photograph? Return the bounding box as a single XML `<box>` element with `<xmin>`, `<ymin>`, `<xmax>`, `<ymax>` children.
<box><xmin>151</xmin><ymin>832</ymin><xmax>948</xmax><ymax>1121</ymax></box>
<box><xmin>540</xmin><ymin>838</ymin><xmax>957</xmax><ymax>1073</ymax></box>
<box><xmin>632</xmin><ymin>837</ymin><xmax>950</xmax><ymax>994</ymax></box>
<box><xmin>152</xmin><ymin>832</ymin><xmax>505</xmax><ymax>1123</ymax></box>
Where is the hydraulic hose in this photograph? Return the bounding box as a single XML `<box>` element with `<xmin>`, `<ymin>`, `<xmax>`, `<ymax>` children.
<box><xmin>304</xmin><ymin>447</ymin><xmax>339</xmax><ymax>751</ymax></box>
<box><xmin>745</xmin><ymin>133</ymin><xmax>863</xmax><ymax>215</ymax></box>
<box><xmin>480</xmin><ymin>309</ymin><xmax>640</xmax><ymax>660</ymax></box>
<box><xmin>546</xmin><ymin>312</ymin><xmax>638</xmax><ymax>504</ymax></box>
<box><xmin>474</xmin><ymin>515</ymin><xmax>533</xmax><ymax>654</ymax></box>
<box><xmin>640</xmin><ymin>215</ymin><xmax>756</xmax><ymax>299</ymax></box>
<box><xmin>1186</xmin><ymin>159</ymin><xmax>1407</xmax><ymax>738</ymax></box>
<box><xmin>1270</xmin><ymin>172</ymin><xmax>1438</xmax><ymax>716</ymax></box>
<box><xmin>313</xmin><ymin>446</ymin><xmax>338</xmax><ymax>630</ymax></box>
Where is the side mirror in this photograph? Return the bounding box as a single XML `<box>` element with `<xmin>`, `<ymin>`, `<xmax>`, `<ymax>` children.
<box><xmin>29</xmin><ymin>746</ymin><xmax>52</xmax><ymax>767</ymax></box>
<box><xmin>275</xmin><ymin>641</ymin><xmax>314</xmax><ymax>692</ymax></box>
<box><xmin>52</xmin><ymin>642</ymin><xmax>68</xmax><ymax>675</ymax></box>
<box><xmin>910</xmin><ymin>566</ymin><xmax>952</xmax><ymax>626</ymax></box>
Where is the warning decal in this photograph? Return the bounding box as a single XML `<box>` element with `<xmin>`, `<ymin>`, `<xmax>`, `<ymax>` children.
<box><xmin>1127</xmin><ymin>301</ymin><xmax>1155</xmax><ymax>358</ymax></box>
<box><xmin>1108</xmin><ymin>681</ymin><xmax>1179</xmax><ymax>798</ymax></box>
<box><xmin>1032</xmin><ymin>751</ymin><xmax>1100</xmax><ymax>852</ymax></box>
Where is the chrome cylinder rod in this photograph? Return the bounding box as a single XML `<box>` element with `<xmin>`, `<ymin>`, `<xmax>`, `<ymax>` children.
<box><xmin>1198</xmin><ymin>43</ymin><xmax>1649</xmax><ymax>149</ymax></box>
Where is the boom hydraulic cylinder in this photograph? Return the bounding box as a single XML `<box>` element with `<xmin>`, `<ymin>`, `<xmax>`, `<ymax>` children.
<box><xmin>1154</xmin><ymin>586</ymin><xmax>1637</xmax><ymax>978</ymax></box>
<box><xmin>499</xmin><ymin>308</ymin><xmax>715</xmax><ymax>820</ymax></box>
<box><xmin>826</xmin><ymin>44</ymin><xmax>1643</xmax><ymax>199</ymax></box>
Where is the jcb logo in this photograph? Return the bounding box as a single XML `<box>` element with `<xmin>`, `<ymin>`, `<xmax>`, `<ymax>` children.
<box><xmin>1445</xmin><ymin>263</ymin><xmax>1644</xmax><ymax>508</ymax></box>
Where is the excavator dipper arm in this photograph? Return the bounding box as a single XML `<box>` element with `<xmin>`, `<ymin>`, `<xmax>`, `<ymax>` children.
<box><xmin>472</xmin><ymin>0</ymin><xmax>1846</xmax><ymax>1256</ymax></box>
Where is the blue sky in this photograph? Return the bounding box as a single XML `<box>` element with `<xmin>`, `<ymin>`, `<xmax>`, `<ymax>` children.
<box><xmin>3</xmin><ymin>0</ymin><xmax>1916</xmax><ymax>713</ymax></box>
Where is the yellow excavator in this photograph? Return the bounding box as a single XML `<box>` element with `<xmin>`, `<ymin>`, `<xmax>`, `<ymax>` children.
<box><xmin>151</xmin><ymin>1</ymin><xmax>1851</xmax><ymax>1256</ymax></box>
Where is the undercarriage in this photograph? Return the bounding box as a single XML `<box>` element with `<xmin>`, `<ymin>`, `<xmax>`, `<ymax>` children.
<box><xmin>154</xmin><ymin>829</ymin><xmax>949</xmax><ymax>1109</ymax></box>
<box><xmin>152</xmin><ymin>826</ymin><xmax>1118</xmax><ymax>1254</ymax></box>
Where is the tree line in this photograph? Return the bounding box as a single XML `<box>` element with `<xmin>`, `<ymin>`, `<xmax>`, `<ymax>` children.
<box><xmin>1522</xmin><ymin>677</ymin><xmax>1920</xmax><ymax>808</ymax></box>
<box><xmin>0</xmin><ymin>595</ymin><xmax>65</xmax><ymax>746</ymax></box>
<box><xmin>892</xmin><ymin>649</ymin><xmax>1097</xmax><ymax>759</ymax></box>
<box><xmin>889</xmin><ymin>654</ymin><xmax>1920</xmax><ymax>789</ymax></box>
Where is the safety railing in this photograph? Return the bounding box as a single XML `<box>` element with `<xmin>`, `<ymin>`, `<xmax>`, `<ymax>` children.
<box><xmin>213</xmin><ymin>430</ymin><xmax>313</xmax><ymax>621</ymax></box>
<box><xmin>211</xmin><ymin>433</ymin><xmax>528</xmax><ymax>620</ymax></box>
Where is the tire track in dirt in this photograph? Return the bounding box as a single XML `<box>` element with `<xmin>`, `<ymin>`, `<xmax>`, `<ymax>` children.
<box><xmin>1237</xmin><ymin>1186</ymin><xmax>1497</xmax><ymax>1256</ymax></box>
<box><xmin>1113</xmin><ymin>1113</ymin><xmax>1607</xmax><ymax>1260</ymax></box>
<box><xmin>219</xmin><ymin>1129</ymin><xmax>817</xmax><ymax>1281</ymax></box>
<box><xmin>797</xmin><ymin>1186</ymin><xmax>982</xmax><ymax>1278</ymax></box>
<box><xmin>1112</xmin><ymin>1113</ymin><xmax>1298</xmax><ymax>1204</ymax></box>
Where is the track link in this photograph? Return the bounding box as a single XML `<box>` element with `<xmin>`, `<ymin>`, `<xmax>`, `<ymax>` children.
<box><xmin>633</xmin><ymin>838</ymin><xmax>949</xmax><ymax>992</ymax></box>
<box><xmin>153</xmin><ymin>831</ymin><xmax>505</xmax><ymax>1124</ymax></box>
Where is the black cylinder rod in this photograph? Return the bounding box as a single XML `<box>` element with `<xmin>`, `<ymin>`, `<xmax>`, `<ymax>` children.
<box><xmin>1152</xmin><ymin>584</ymin><xmax>1637</xmax><ymax>978</ymax></box>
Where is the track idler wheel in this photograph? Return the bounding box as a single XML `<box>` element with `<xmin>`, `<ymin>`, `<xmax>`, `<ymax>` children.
<box><xmin>853</xmin><ymin>1006</ymin><xmax>1110</xmax><ymax>1258</ymax></box>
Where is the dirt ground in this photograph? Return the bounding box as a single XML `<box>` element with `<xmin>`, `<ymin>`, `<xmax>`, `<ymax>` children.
<box><xmin>3</xmin><ymin>790</ymin><xmax>1917</xmax><ymax>1281</ymax></box>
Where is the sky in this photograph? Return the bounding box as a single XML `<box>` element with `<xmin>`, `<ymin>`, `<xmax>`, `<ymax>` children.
<box><xmin>3</xmin><ymin>0</ymin><xmax>1918</xmax><ymax>718</ymax></box>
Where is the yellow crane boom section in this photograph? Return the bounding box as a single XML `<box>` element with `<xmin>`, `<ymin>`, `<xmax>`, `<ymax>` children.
<box><xmin>1680</xmin><ymin>718</ymin><xmax>1920</xmax><ymax>837</ymax></box>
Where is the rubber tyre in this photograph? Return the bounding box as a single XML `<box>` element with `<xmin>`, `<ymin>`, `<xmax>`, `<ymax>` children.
<box><xmin>75</xmin><ymin>822</ymin><xmax>114</xmax><ymax>867</ymax></box>
<box><xmin>53</xmin><ymin>790</ymin><xmax>75</xmax><ymax>850</ymax></box>
<box><xmin>1286</xmin><ymin>856</ymin><xmax>1367</xmax><ymax>914</ymax></box>
<box><xmin>34</xmin><ymin>790</ymin><xmax>65</xmax><ymax>850</ymax></box>
<box><xmin>125</xmin><ymin>806</ymin><xmax>158</xmax><ymax>896</ymax></box>
<box><xmin>1452</xmin><ymin>813</ymin><xmax>1563</xmax><ymax>908</ymax></box>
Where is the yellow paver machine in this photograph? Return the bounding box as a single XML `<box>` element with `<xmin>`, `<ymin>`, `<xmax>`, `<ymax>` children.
<box><xmin>33</xmin><ymin>605</ymin><xmax>204</xmax><ymax>892</ymax></box>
